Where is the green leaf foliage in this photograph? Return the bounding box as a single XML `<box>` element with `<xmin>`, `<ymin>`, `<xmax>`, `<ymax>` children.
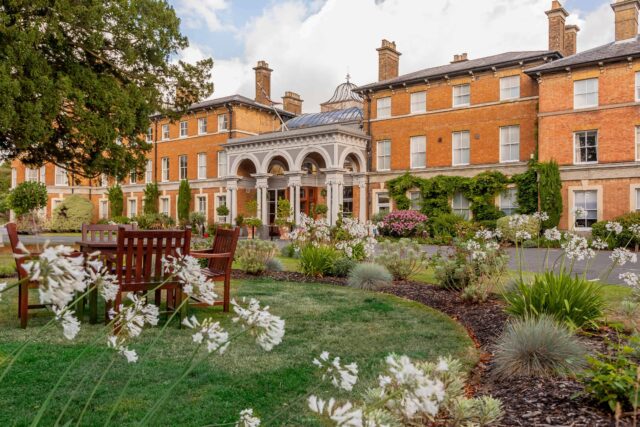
<box><xmin>143</xmin><ymin>183</ymin><xmax>159</xmax><ymax>215</ymax></box>
<box><xmin>512</xmin><ymin>161</ymin><xmax>538</xmax><ymax>214</ymax></box>
<box><xmin>7</xmin><ymin>181</ymin><xmax>47</xmax><ymax>215</ymax></box>
<box><xmin>107</xmin><ymin>185</ymin><xmax>124</xmax><ymax>218</ymax></box>
<box><xmin>177</xmin><ymin>179</ymin><xmax>191</xmax><ymax>222</ymax></box>
<box><xmin>50</xmin><ymin>195</ymin><xmax>94</xmax><ymax>231</ymax></box>
<box><xmin>538</xmin><ymin>161</ymin><xmax>562</xmax><ymax>229</ymax></box>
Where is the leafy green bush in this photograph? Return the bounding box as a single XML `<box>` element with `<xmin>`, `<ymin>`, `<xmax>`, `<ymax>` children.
<box><xmin>347</xmin><ymin>263</ymin><xmax>392</xmax><ymax>290</ymax></box>
<box><xmin>280</xmin><ymin>244</ymin><xmax>296</xmax><ymax>258</ymax></box>
<box><xmin>496</xmin><ymin>214</ymin><xmax>540</xmax><ymax>243</ymax></box>
<box><xmin>189</xmin><ymin>212</ymin><xmax>206</xmax><ymax>233</ymax></box>
<box><xmin>494</xmin><ymin>315</ymin><xmax>586</xmax><ymax>378</ymax></box>
<box><xmin>433</xmin><ymin>255</ymin><xmax>475</xmax><ymax>291</ymax></box>
<box><xmin>0</xmin><ymin>263</ymin><xmax>16</xmax><ymax>278</ymax></box>
<box><xmin>375</xmin><ymin>238</ymin><xmax>427</xmax><ymax>281</ymax></box>
<box><xmin>235</xmin><ymin>240</ymin><xmax>278</xmax><ymax>275</ymax></box>
<box><xmin>107</xmin><ymin>185</ymin><xmax>124</xmax><ymax>218</ymax></box>
<box><xmin>8</xmin><ymin>181</ymin><xmax>47</xmax><ymax>216</ymax></box>
<box><xmin>592</xmin><ymin>212</ymin><xmax>640</xmax><ymax>249</ymax></box>
<box><xmin>143</xmin><ymin>183</ymin><xmax>159</xmax><ymax>214</ymax></box>
<box><xmin>521</xmin><ymin>239</ymin><xmax>537</xmax><ymax>248</ymax></box>
<box><xmin>177</xmin><ymin>180</ymin><xmax>191</xmax><ymax>223</ymax></box>
<box><xmin>428</xmin><ymin>213</ymin><xmax>464</xmax><ymax>240</ymax></box>
<box><xmin>330</xmin><ymin>257</ymin><xmax>356</xmax><ymax>278</ymax></box>
<box><xmin>134</xmin><ymin>213</ymin><xmax>174</xmax><ymax>230</ymax></box>
<box><xmin>265</xmin><ymin>258</ymin><xmax>283</xmax><ymax>272</ymax></box>
<box><xmin>299</xmin><ymin>245</ymin><xmax>339</xmax><ymax>278</ymax></box>
<box><xmin>50</xmin><ymin>195</ymin><xmax>94</xmax><ymax>231</ymax></box>
<box><xmin>110</xmin><ymin>216</ymin><xmax>131</xmax><ymax>224</ymax></box>
<box><xmin>504</xmin><ymin>271</ymin><xmax>605</xmax><ymax>329</ymax></box>
<box><xmin>538</xmin><ymin>161</ymin><xmax>562</xmax><ymax>229</ymax></box>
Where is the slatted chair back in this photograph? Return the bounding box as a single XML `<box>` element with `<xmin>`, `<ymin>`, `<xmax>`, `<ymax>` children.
<box><xmin>208</xmin><ymin>227</ymin><xmax>240</xmax><ymax>272</ymax></box>
<box><xmin>5</xmin><ymin>222</ymin><xmax>29</xmax><ymax>281</ymax></box>
<box><xmin>82</xmin><ymin>223</ymin><xmax>135</xmax><ymax>243</ymax></box>
<box><xmin>115</xmin><ymin>227</ymin><xmax>191</xmax><ymax>293</ymax></box>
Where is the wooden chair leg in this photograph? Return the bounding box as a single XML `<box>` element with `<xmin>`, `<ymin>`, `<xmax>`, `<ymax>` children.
<box><xmin>223</xmin><ymin>274</ymin><xmax>231</xmax><ymax>313</ymax></box>
<box><xmin>154</xmin><ymin>290</ymin><xmax>162</xmax><ymax>307</ymax></box>
<box><xmin>17</xmin><ymin>285</ymin><xmax>22</xmax><ymax>318</ymax></box>
<box><xmin>89</xmin><ymin>286</ymin><xmax>98</xmax><ymax>324</ymax></box>
<box><xmin>19</xmin><ymin>283</ymin><xmax>29</xmax><ymax>328</ymax></box>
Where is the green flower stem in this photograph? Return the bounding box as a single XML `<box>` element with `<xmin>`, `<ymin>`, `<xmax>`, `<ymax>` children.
<box><xmin>54</xmin><ymin>363</ymin><xmax>98</xmax><ymax>426</ymax></box>
<box><xmin>75</xmin><ymin>354</ymin><xmax>118</xmax><ymax>426</ymax></box>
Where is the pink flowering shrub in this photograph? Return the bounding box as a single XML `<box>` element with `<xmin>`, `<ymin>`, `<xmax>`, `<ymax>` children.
<box><xmin>378</xmin><ymin>210</ymin><xmax>429</xmax><ymax>238</ymax></box>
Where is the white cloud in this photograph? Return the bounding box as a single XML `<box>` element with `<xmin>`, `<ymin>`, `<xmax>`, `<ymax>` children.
<box><xmin>571</xmin><ymin>2</ymin><xmax>615</xmax><ymax>51</ymax></box>
<box><xmin>174</xmin><ymin>0</ymin><xmax>233</xmax><ymax>32</ymax></box>
<box><xmin>184</xmin><ymin>0</ymin><xmax>617</xmax><ymax>112</ymax></box>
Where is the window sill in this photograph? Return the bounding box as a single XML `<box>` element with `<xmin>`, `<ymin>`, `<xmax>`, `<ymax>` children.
<box><xmin>500</xmin><ymin>160</ymin><xmax>520</xmax><ymax>164</ymax></box>
<box><xmin>452</xmin><ymin>104</ymin><xmax>470</xmax><ymax>108</ymax></box>
<box><xmin>410</xmin><ymin>166</ymin><xmax>426</xmax><ymax>170</ymax></box>
<box><xmin>452</xmin><ymin>163</ymin><xmax>470</xmax><ymax>167</ymax></box>
<box><xmin>573</xmin><ymin>161</ymin><xmax>598</xmax><ymax>166</ymax></box>
<box><xmin>573</xmin><ymin>105</ymin><xmax>598</xmax><ymax>110</ymax></box>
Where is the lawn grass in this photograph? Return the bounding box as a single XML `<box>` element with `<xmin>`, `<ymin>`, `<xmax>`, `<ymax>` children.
<box><xmin>0</xmin><ymin>278</ymin><xmax>475</xmax><ymax>426</ymax></box>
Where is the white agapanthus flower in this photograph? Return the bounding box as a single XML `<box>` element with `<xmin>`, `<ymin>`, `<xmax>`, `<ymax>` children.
<box><xmin>86</xmin><ymin>257</ymin><xmax>119</xmax><ymax>302</ymax></box>
<box><xmin>533</xmin><ymin>211</ymin><xmax>549</xmax><ymax>222</ymax></box>
<box><xmin>620</xmin><ymin>272</ymin><xmax>639</xmax><ymax>289</ymax></box>
<box><xmin>486</xmin><ymin>241</ymin><xmax>500</xmax><ymax>252</ymax></box>
<box><xmin>630</xmin><ymin>224</ymin><xmax>640</xmax><ymax>238</ymax></box>
<box><xmin>590</xmin><ymin>238</ymin><xmax>609</xmax><ymax>250</ymax></box>
<box><xmin>235</xmin><ymin>408</ymin><xmax>261</xmax><ymax>427</ymax></box>
<box><xmin>307</xmin><ymin>396</ymin><xmax>363</xmax><ymax>427</ymax></box>
<box><xmin>53</xmin><ymin>308</ymin><xmax>81</xmax><ymax>340</ymax></box>
<box><xmin>610</xmin><ymin>248</ymin><xmax>637</xmax><ymax>267</ymax></box>
<box><xmin>544</xmin><ymin>227</ymin><xmax>562</xmax><ymax>241</ymax></box>
<box><xmin>0</xmin><ymin>282</ymin><xmax>6</xmax><ymax>302</ymax></box>
<box><xmin>163</xmin><ymin>253</ymin><xmax>218</xmax><ymax>305</ymax></box>
<box><xmin>313</xmin><ymin>351</ymin><xmax>359</xmax><ymax>391</ymax></box>
<box><xmin>474</xmin><ymin>229</ymin><xmax>495</xmax><ymax>241</ymax></box>
<box><xmin>107</xmin><ymin>335</ymin><xmax>138</xmax><ymax>363</ymax></box>
<box><xmin>508</xmin><ymin>214</ymin><xmax>528</xmax><ymax>229</ymax></box>
<box><xmin>110</xmin><ymin>293</ymin><xmax>160</xmax><ymax>340</ymax></box>
<box><xmin>182</xmin><ymin>315</ymin><xmax>230</xmax><ymax>354</ymax></box>
<box><xmin>515</xmin><ymin>231</ymin><xmax>531</xmax><ymax>241</ymax></box>
<box><xmin>561</xmin><ymin>234</ymin><xmax>595</xmax><ymax>261</ymax></box>
<box><xmin>606</xmin><ymin>221</ymin><xmax>624</xmax><ymax>235</ymax></box>
<box><xmin>232</xmin><ymin>298</ymin><xmax>285</xmax><ymax>351</ymax></box>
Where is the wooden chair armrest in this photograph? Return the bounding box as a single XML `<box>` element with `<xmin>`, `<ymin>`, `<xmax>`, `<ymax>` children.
<box><xmin>190</xmin><ymin>248</ymin><xmax>214</xmax><ymax>255</ymax></box>
<box><xmin>191</xmin><ymin>252</ymin><xmax>233</xmax><ymax>260</ymax></box>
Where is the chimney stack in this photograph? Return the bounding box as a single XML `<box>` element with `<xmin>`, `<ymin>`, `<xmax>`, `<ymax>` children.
<box><xmin>546</xmin><ymin>1</ymin><xmax>569</xmax><ymax>54</ymax></box>
<box><xmin>563</xmin><ymin>25</ymin><xmax>580</xmax><ymax>56</ymax></box>
<box><xmin>253</xmin><ymin>60</ymin><xmax>273</xmax><ymax>105</ymax></box>
<box><xmin>451</xmin><ymin>53</ymin><xmax>469</xmax><ymax>63</ymax></box>
<box><xmin>282</xmin><ymin>91</ymin><xmax>303</xmax><ymax>115</ymax></box>
<box><xmin>377</xmin><ymin>39</ymin><xmax>401</xmax><ymax>82</ymax></box>
<box><xmin>611</xmin><ymin>0</ymin><xmax>640</xmax><ymax>41</ymax></box>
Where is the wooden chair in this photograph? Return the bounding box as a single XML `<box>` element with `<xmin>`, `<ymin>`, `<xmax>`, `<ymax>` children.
<box><xmin>81</xmin><ymin>223</ymin><xmax>135</xmax><ymax>243</ymax></box>
<box><xmin>191</xmin><ymin>227</ymin><xmax>240</xmax><ymax>312</ymax></box>
<box><xmin>6</xmin><ymin>223</ymin><xmax>46</xmax><ymax>328</ymax></box>
<box><xmin>112</xmin><ymin>227</ymin><xmax>191</xmax><ymax>323</ymax></box>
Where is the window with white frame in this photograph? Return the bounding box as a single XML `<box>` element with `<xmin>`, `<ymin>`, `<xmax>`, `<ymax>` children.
<box><xmin>377</xmin><ymin>97</ymin><xmax>391</xmax><ymax>119</ymax></box>
<box><xmin>100</xmin><ymin>174</ymin><xmax>108</xmax><ymax>187</ymax></box>
<box><xmin>376</xmin><ymin>192</ymin><xmax>390</xmax><ymax>214</ymax></box>
<box><xmin>179</xmin><ymin>121</ymin><xmax>188</xmax><ymax>138</ymax></box>
<box><xmin>500</xmin><ymin>188</ymin><xmax>519</xmax><ymax>215</ymax></box>
<box><xmin>410</xmin><ymin>136</ymin><xmax>426</xmax><ymax>168</ymax></box>
<box><xmin>500</xmin><ymin>76</ymin><xmax>520</xmax><ymax>100</ymax></box>
<box><xmin>453</xmin><ymin>84</ymin><xmax>470</xmax><ymax>107</ymax></box>
<box><xmin>342</xmin><ymin>186</ymin><xmax>353</xmax><ymax>217</ymax></box>
<box><xmin>25</xmin><ymin>168</ymin><xmax>38</xmax><ymax>182</ymax></box>
<box><xmin>452</xmin><ymin>131</ymin><xmax>470</xmax><ymax>165</ymax></box>
<box><xmin>198</xmin><ymin>117</ymin><xmax>208</xmax><ymax>135</ymax></box>
<box><xmin>160</xmin><ymin>196</ymin><xmax>170</xmax><ymax>216</ymax></box>
<box><xmin>146</xmin><ymin>127</ymin><xmax>153</xmax><ymax>143</ymax></box>
<box><xmin>198</xmin><ymin>153</ymin><xmax>207</xmax><ymax>179</ymax></box>
<box><xmin>39</xmin><ymin>166</ymin><xmax>46</xmax><ymax>183</ymax></box>
<box><xmin>500</xmin><ymin>125</ymin><xmax>520</xmax><ymax>162</ymax></box>
<box><xmin>161</xmin><ymin>157</ymin><xmax>169</xmax><ymax>182</ymax></box>
<box><xmin>573</xmin><ymin>190</ymin><xmax>598</xmax><ymax>228</ymax></box>
<box><xmin>636</xmin><ymin>126</ymin><xmax>640</xmax><ymax>161</ymax></box>
<box><xmin>452</xmin><ymin>192</ymin><xmax>470</xmax><ymax>219</ymax></box>
<box><xmin>217</xmin><ymin>114</ymin><xmax>228</xmax><ymax>132</ymax></box>
<box><xmin>99</xmin><ymin>200</ymin><xmax>108</xmax><ymax>219</ymax></box>
<box><xmin>410</xmin><ymin>92</ymin><xmax>426</xmax><ymax>113</ymax></box>
<box><xmin>217</xmin><ymin>151</ymin><xmax>227</xmax><ymax>178</ymax></box>
<box><xmin>52</xmin><ymin>199</ymin><xmax>63</xmax><ymax>211</ymax></box>
<box><xmin>636</xmin><ymin>188</ymin><xmax>640</xmax><ymax>211</ymax></box>
<box><xmin>161</xmin><ymin>124</ymin><xmax>169</xmax><ymax>140</ymax></box>
<box><xmin>55</xmin><ymin>166</ymin><xmax>68</xmax><ymax>186</ymax></box>
<box><xmin>145</xmin><ymin>160</ymin><xmax>153</xmax><ymax>183</ymax></box>
<box><xmin>377</xmin><ymin>140</ymin><xmax>391</xmax><ymax>171</ymax></box>
<box><xmin>128</xmin><ymin>199</ymin><xmax>137</xmax><ymax>218</ymax></box>
<box><xmin>409</xmin><ymin>191</ymin><xmax>421</xmax><ymax>211</ymax></box>
<box><xmin>216</xmin><ymin>194</ymin><xmax>227</xmax><ymax>222</ymax></box>
<box><xmin>179</xmin><ymin>155</ymin><xmax>187</xmax><ymax>180</ymax></box>
<box><xmin>129</xmin><ymin>169</ymin><xmax>136</xmax><ymax>184</ymax></box>
<box><xmin>636</xmin><ymin>72</ymin><xmax>640</xmax><ymax>102</ymax></box>
<box><xmin>574</xmin><ymin>130</ymin><xmax>598</xmax><ymax>164</ymax></box>
<box><xmin>196</xmin><ymin>195</ymin><xmax>207</xmax><ymax>215</ymax></box>
<box><xmin>574</xmin><ymin>78</ymin><xmax>598</xmax><ymax>109</ymax></box>
<box><xmin>11</xmin><ymin>168</ymin><xmax>17</xmax><ymax>188</ymax></box>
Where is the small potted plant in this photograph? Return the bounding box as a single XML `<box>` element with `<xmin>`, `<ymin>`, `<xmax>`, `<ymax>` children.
<box><xmin>216</xmin><ymin>205</ymin><xmax>230</xmax><ymax>226</ymax></box>
<box><xmin>275</xmin><ymin>198</ymin><xmax>293</xmax><ymax>239</ymax></box>
<box><xmin>245</xmin><ymin>217</ymin><xmax>263</xmax><ymax>239</ymax></box>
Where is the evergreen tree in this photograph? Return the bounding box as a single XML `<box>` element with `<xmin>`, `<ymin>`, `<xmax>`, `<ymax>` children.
<box><xmin>538</xmin><ymin>161</ymin><xmax>563</xmax><ymax>229</ymax></box>
<box><xmin>107</xmin><ymin>185</ymin><xmax>124</xmax><ymax>218</ymax></box>
<box><xmin>177</xmin><ymin>180</ymin><xmax>191</xmax><ymax>222</ymax></box>
<box><xmin>143</xmin><ymin>183</ymin><xmax>159</xmax><ymax>215</ymax></box>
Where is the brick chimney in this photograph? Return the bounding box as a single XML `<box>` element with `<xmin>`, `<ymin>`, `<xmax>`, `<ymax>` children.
<box><xmin>282</xmin><ymin>91</ymin><xmax>303</xmax><ymax>115</ymax></box>
<box><xmin>377</xmin><ymin>39</ymin><xmax>401</xmax><ymax>82</ymax></box>
<box><xmin>611</xmin><ymin>0</ymin><xmax>640</xmax><ymax>41</ymax></box>
<box><xmin>563</xmin><ymin>25</ymin><xmax>580</xmax><ymax>56</ymax></box>
<box><xmin>451</xmin><ymin>53</ymin><xmax>469</xmax><ymax>63</ymax></box>
<box><xmin>253</xmin><ymin>60</ymin><xmax>273</xmax><ymax>105</ymax></box>
<box><xmin>546</xmin><ymin>1</ymin><xmax>569</xmax><ymax>54</ymax></box>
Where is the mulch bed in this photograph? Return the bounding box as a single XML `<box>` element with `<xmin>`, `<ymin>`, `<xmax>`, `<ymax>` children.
<box><xmin>237</xmin><ymin>270</ymin><xmax>623</xmax><ymax>426</ymax></box>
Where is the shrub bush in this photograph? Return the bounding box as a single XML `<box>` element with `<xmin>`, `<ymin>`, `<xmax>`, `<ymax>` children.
<box><xmin>189</xmin><ymin>212</ymin><xmax>206</xmax><ymax>234</ymax></box>
<box><xmin>496</xmin><ymin>214</ymin><xmax>540</xmax><ymax>243</ymax></box>
<box><xmin>110</xmin><ymin>215</ymin><xmax>131</xmax><ymax>224</ymax></box>
<box><xmin>299</xmin><ymin>245</ymin><xmax>339</xmax><ymax>278</ymax></box>
<box><xmin>493</xmin><ymin>315</ymin><xmax>586</xmax><ymax>378</ymax></box>
<box><xmin>265</xmin><ymin>258</ymin><xmax>283</xmax><ymax>272</ymax></box>
<box><xmin>134</xmin><ymin>213</ymin><xmax>174</xmax><ymax>230</ymax></box>
<box><xmin>347</xmin><ymin>263</ymin><xmax>393</xmax><ymax>290</ymax></box>
<box><xmin>143</xmin><ymin>183</ymin><xmax>159</xmax><ymax>214</ymax></box>
<box><xmin>504</xmin><ymin>271</ymin><xmax>605</xmax><ymax>329</ymax></box>
<box><xmin>50</xmin><ymin>195</ymin><xmax>94</xmax><ymax>232</ymax></box>
<box><xmin>428</xmin><ymin>213</ymin><xmax>464</xmax><ymax>240</ymax></box>
<box><xmin>330</xmin><ymin>257</ymin><xmax>356</xmax><ymax>278</ymax></box>
<box><xmin>377</xmin><ymin>210</ymin><xmax>428</xmax><ymax>237</ymax></box>
<box><xmin>0</xmin><ymin>263</ymin><xmax>16</xmax><ymax>278</ymax></box>
<box><xmin>280</xmin><ymin>244</ymin><xmax>296</xmax><ymax>258</ymax></box>
<box><xmin>8</xmin><ymin>181</ymin><xmax>48</xmax><ymax>216</ymax></box>
<box><xmin>177</xmin><ymin>179</ymin><xmax>191</xmax><ymax>222</ymax></box>
<box><xmin>433</xmin><ymin>255</ymin><xmax>475</xmax><ymax>291</ymax></box>
<box><xmin>235</xmin><ymin>240</ymin><xmax>278</xmax><ymax>275</ymax></box>
<box><xmin>107</xmin><ymin>185</ymin><xmax>124</xmax><ymax>218</ymax></box>
<box><xmin>375</xmin><ymin>238</ymin><xmax>427</xmax><ymax>281</ymax></box>
<box><xmin>592</xmin><ymin>212</ymin><xmax>640</xmax><ymax>249</ymax></box>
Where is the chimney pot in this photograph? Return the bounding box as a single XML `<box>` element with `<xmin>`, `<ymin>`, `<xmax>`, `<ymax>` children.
<box><xmin>377</xmin><ymin>39</ymin><xmax>401</xmax><ymax>82</ymax></box>
<box><xmin>253</xmin><ymin>60</ymin><xmax>273</xmax><ymax>105</ymax></box>
<box><xmin>611</xmin><ymin>0</ymin><xmax>640</xmax><ymax>41</ymax></box>
<box><xmin>282</xmin><ymin>91</ymin><xmax>303</xmax><ymax>115</ymax></box>
<box><xmin>451</xmin><ymin>53</ymin><xmax>469</xmax><ymax>63</ymax></box>
<box><xmin>563</xmin><ymin>24</ymin><xmax>580</xmax><ymax>56</ymax></box>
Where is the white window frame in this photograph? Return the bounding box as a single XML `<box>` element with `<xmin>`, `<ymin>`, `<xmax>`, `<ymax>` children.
<box><xmin>161</xmin><ymin>124</ymin><xmax>170</xmax><ymax>141</ymax></box>
<box><xmin>574</xmin><ymin>130</ymin><xmax>598</xmax><ymax>165</ymax></box>
<box><xmin>11</xmin><ymin>168</ymin><xmax>17</xmax><ymax>189</ymax></box>
<box><xmin>145</xmin><ymin>160</ymin><xmax>153</xmax><ymax>184</ymax></box>
<box><xmin>39</xmin><ymin>166</ymin><xmax>46</xmax><ymax>183</ymax></box>
<box><xmin>179</xmin><ymin>155</ymin><xmax>187</xmax><ymax>180</ymax></box>
<box><xmin>376</xmin><ymin>97</ymin><xmax>391</xmax><ymax>119</ymax></box>
<box><xmin>146</xmin><ymin>127</ymin><xmax>153</xmax><ymax>143</ymax></box>
<box><xmin>99</xmin><ymin>199</ymin><xmax>109</xmax><ymax>220</ymax></box>
<box><xmin>452</xmin><ymin>192</ymin><xmax>470</xmax><ymax>220</ymax></box>
<box><xmin>375</xmin><ymin>191</ymin><xmax>391</xmax><ymax>215</ymax></box>
<box><xmin>500</xmin><ymin>125</ymin><xmax>520</xmax><ymax>163</ymax></box>
<box><xmin>217</xmin><ymin>151</ymin><xmax>227</xmax><ymax>178</ymax></box>
<box><xmin>500</xmin><ymin>75</ymin><xmax>520</xmax><ymax>101</ymax></box>
<box><xmin>453</xmin><ymin>84</ymin><xmax>471</xmax><ymax>107</ymax></box>
<box><xmin>51</xmin><ymin>198</ymin><xmax>63</xmax><ymax>213</ymax></box>
<box><xmin>633</xmin><ymin>186</ymin><xmax>640</xmax><ymax>212</ymax></box>
<box><xmin>129</xmin><ymin>169</ymin><xmax>136</xmax><ymax>185</ymax></box>
<box><xmin>179</xmin><ymin>121</ymin><xmax>188</xmax><ymax>138</ymax></box>
<box><xmin>198</xmin><ymin>117</ymin><xmax>208</xmax><ymax>135</ymax></box>
<box><xmin>128</xmin><ymin>198</ymin><xmax>138</xmax><ymax>219</ymax></box>
<box><xmin>160</xmin><ymin>196</ymin><xmax>170</xmax><ymax>216</ymax></box>
<box><xmin>635</xmin><ymin>72</ymin><xmax>640</xmax><ymax>102</ymax></box>
<box><xmin>25</xmin><ymin>168</ymin><xmax>38</xmax><ymax>182</ymax></box>
<box><xmin>410</xmin><ymin>136</ymin><xmax>426</xmax><ymax>169</ymax></box>
<box><xmin>409</xmin><ymin>191</ymin><xmax>421</xmax><ymax>211</ymax></box>
<box><xmin>100</xmin><ymin>174</ymin><xmax>108</xmax><ymax>187</ymax></box>
<box><xmin>377</xmin><ymin>140</ymin><xmax>391</xmax><ymax>171</ymax></box>
<box><xmin>196</xmin><ymin>195</ymin><xmax>208</xmax><ymax>217</ymax></box>
<box><xmin>55</xmin><ymin>166</ymin><xmax>68</xmax><ymax>186</ymax></box>
<box><xmin>410</xmin><ymin>91</ymin><xmax>426</xmax><ymax>114</ymax></box>
<box><xmin>572</xmin><ymin>189</ymin><xmax>598</xmax><ymax>230</ymax></box>
<box><xmin>197</xmin><ymin>153</ymin><xmax>207</xmax><ymax>180</ymax></box>
<box><xmin>215</xmin><ymin>194</ymin><xmax>228</xmax><ymax>223</ymax></box>
<box><xmin>499</xmin><ymin>188</ymin><xmax>519</xmax><ymax>216</ymax></box>
<box><xmin>452</xmin><ymin>131</ymin><xmax>470</xmax><ymax>166</ymax></box>
<box><xmin>636</xmin><ymin>126</ymin><xmax>640</xmax><ymax>162</ymax></box>
<box><xmin>217</xmin><ymin>114</ymin><xmax>228</xmax><ymax>132</ymax></box>
<box><xmin>574</xmin><ymin>78</ymin><xmax>598</xmax><ymax>109</ymax></box>
<box><xmin>161</xmin><ymin>157</ymin><xmax>169</xmax><ymax>182</ymax></box>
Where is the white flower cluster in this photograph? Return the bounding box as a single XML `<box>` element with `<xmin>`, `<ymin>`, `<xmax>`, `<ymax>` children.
<box><xmin>606</xmin><ymin>221</ymin><xmax>624</xmax><ymax>235</ymax></box>
<box><xmin>620</xmin><ymin>272</ymin><xmax>639</xmax><ymax>289</ymax></box>
<box><xmin>232</xmin><ymin>298</ymin><xmax>285</xmax><ymax>352</ymax></box>
<box><xmin>108</xmin><ymin>293</ymin><xmax>160</xmax><ymax>363</ymax></box>
<box><xmin>464</xmin><ymin>233</ymin><xmax>501</xmax><ymax>262</ymax></box>
<box><xmin>610</xmin><ymin>248</ymin><xmax>637</xmax><ymax>266</ymax></box>
<box><xmin>313</xmin><ymin>351</ymin><xmax>359</xmax><ymax>391</ymax></box>
<box><xmin>515</xmin><ymin>230</ymin><xmax>531</xmax><ymax>241</ymax></box>
<box><xmin>307</xmin><ymin>397</ymin><xmax>362</xmax><ymax>427</ymax></box>
<box><xmin>590</xmin><ymin>238</ymin><xmax>609</xmax><ymax>250</ymax></box>
<box><xmin>54</xmin><ymin>308</ymin><xmax>81</xmax><ymax>340</ymax></box>
<box><xmin>544</xmin><ymin>227</ymin><xmax>562</xmax><ymax>241</ymax></box>
<box><xmin>289</xmin><ymin>214</ymin><xmax>331</xmax><ymax>248</ymax></box>
<box><xmin>474</xmin><ymin>229</ymin><xmax>501</xmax><ymax>241</ymax></box>
<box><xmin>532</xmin><ymin>211</ymin><xmax>550</xmax><ymax>222</ymax></box>
<box><xmin>561</xmin><ymin>234</ymin><xmax>595</xmax><ymax>261</ymax></box>
<box><xmin>334</xmin><ymin>217</ymin><xmax>377</xmax><ymax>259</ymax></box>
<box><xmin>107</xmin><ymin>335</ymin><xmax>139</xmax><ymax>363</ymax></box>
<box><xmin>630</xmin><ymin>224</ymin><xmax>640</xmax><ymax>238</ymax></box>
<box><xmin>182</xmin><ymin>315</ymin><xmax>229</xmax><ymax>354</ymax></box>
<box><xmin>235</xmin><ymin>408</ymin><xmax>261</xmax><ymax>427</ymax></box>
<box><xmin>163</xmin><ymin>252</ymin><xmax>218</xmax><ymax>305</ymax></box>
<box><xmin>86</xmin><ymin>256</ymin><xmax>119</xmax><ymax>303</ymax></box>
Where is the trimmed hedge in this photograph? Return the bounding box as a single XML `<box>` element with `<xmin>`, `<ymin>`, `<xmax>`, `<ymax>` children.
<box><xmin>50</xmin><ymin>195</ymin><xmax>94</xmax><ymax>231</ymax></box>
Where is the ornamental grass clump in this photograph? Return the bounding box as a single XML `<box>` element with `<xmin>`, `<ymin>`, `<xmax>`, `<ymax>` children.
<box><xmin>235</xmin><ymin>240</ymin><xmax>278</xmax><ymax>275</ymax></box>
<box><xmin>347</xmin><ymin>263</ymin><xmax>393</xmax><ymax>290</ymax></box>
<box><xmin>299</xmin><ymin>245</ymin><xmax>339</xmax><ymax>278</ymax></box>
<box><xmin>493</xmin><ymin>315</ymin><xmax>586</xmax><ymax>379</ymax></box>
<box><xmin>375</xmin><ymin>238</ymin><xmax>428</xmax><ymax>281</ymax></box>
<box><xmin>377</xmin><ymin>210</ymin><xmax>428</xmax><ymax>238</ymax></box>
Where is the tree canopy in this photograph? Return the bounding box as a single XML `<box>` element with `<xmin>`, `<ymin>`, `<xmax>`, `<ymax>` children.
<box><xmin>0</xmin><ymin>0</ymin><xmax>213</xmax><ymax>179</ymax></box>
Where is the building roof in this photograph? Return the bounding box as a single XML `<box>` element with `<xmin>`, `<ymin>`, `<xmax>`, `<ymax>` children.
<box><xmin>188</xmin><ymin>94</ymin><xmax>296</xmax><ymax>118</ymax></box>
<box><xmin>355</xmin><ymin>51</ymin><xmax>560</xmax><ymax>92</ymax></box>
<box><xmin>322</xmin><ymin>77</ymin><xmax>364</xmax><ymax>105</ymax></box>
<box><xmin>224</xmin><ymin>122</ymin><xmax>368</xmax><ymax>147</ymax></box>
<box><xmin>526</xmin><ymin>35</ymin><xmax>640</xmax><ymax>74</ymax></box>
<box><xmin>283</xmin><ymin>107</ymin><xmax>363</xmax><ymax>130</ymax></box>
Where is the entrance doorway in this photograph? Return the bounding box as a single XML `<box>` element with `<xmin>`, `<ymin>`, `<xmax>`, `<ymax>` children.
<box><xmin>300</xmin><ymin>187</ymin><xmax>318</xmax><ymax>217</ymax></box>
<box><xmin>267</xmin><ymin>189</ymin><xmax>287</xmax><ymax>225</ymax></box>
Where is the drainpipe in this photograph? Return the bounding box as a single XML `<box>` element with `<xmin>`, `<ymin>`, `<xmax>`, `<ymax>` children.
<box><xmin>226</xmin><ymin>103</ymin><xmax>234</xmax><ymax>140</ymax></box>
<box><xmin>364</xmin><ymin>91</ymin><xmax>373</xmax><ymax>221</ymax></box>
<box><xmin>154</xmin><ymin>118</ymin><xmax>159</xmax><ymax>183</ymax></box>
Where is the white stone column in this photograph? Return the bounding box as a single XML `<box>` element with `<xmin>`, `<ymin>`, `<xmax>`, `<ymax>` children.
<box><xmin>254</xmin><ymin>176</ymin><xmax>269</xmax><ymax>225</ymax></box>
<box><xmin>324</xmin><ymin>172</ymin><xmax>344</xmax><ymax>226</ymax></box>
<box><xmin>226</xmin><ymin>179</ymin><xmax>238</xmax><ymax>225</ymax></box>
<box><xmin>286</xmin><ymin>173</ymin><xmax>302</xmax><ymax>226</ymax></box>
<box><xmin>355</xmin><ymin>175</ymin><xmax>367</xmax><ymax>222</ymax></box>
